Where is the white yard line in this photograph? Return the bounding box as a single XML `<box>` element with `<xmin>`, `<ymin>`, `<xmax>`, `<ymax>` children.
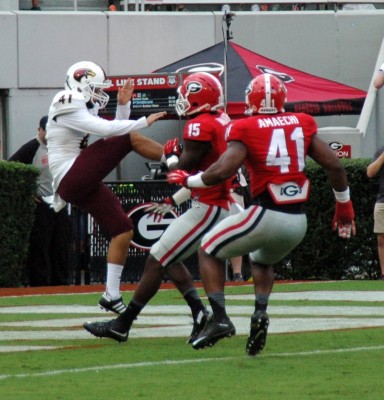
<box><xmin>1</xmin><ymin>345</ymin><xmax>384</xmax><ymax>380</ymax></box>
<box><xmin>1</xmin><ymin>316</ymin><xmax>384</xmax><ymax>342</ymax></box>
<box><xmin>1</xmin><ymin>291</ymin><xmax>384</xmax><ymax>352</ymax></box>
<box><xmin>2</xmin><ymin>304</ymin><xmax>384</xmax><ymax>315</ymax></box>
<box><xmin>227</xmin><ymin>291</ymin><xmax>384</xmax><ymax>301</ymax></box>
<box><xmin>0</xmin><ymin>346</ymin><xmax>66</xmax><ymax>353</ymax></box>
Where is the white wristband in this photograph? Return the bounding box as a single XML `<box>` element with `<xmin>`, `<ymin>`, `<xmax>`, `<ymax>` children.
<box><xmin>187</xmin><ymin>172</ymin><xmax>208</xmax><ymax>188</ymax></box>
<box><xmin>172</xmin><ymin>187</ymin><xmax>191</xmax><ymax>206</ymax></box>
<box><xmin>333</xmin><ymin>187</ymin><xmax>350</xmax><ymax>203</ymax></box>
<box><xmin>166</xmin><ymin>155</ymin><xmax>179</xmax><ymax>169</ymax></box>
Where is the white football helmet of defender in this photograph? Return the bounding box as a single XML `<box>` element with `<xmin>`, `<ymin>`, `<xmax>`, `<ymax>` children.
<box><xmin>65</xmin><ymin>61</ymin><xmax>111</xmax><ymax>109</ymax></box>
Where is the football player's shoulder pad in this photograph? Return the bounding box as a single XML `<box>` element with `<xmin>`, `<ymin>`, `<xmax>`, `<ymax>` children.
<box><xmin>49</xmin><ymin>90</ymin><xmax>87</xmax><ymax>118</ymax></box>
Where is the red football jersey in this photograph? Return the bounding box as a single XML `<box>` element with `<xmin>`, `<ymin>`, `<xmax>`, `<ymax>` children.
<box><xmin>227</xmin><ymin>112</ymin><xmax>317</xmax><ymax>198</ymax></box>
<box><xmin>183</xmin><ymin>111</ymin><xmax>233</xmax><ymax>208</ymax></box>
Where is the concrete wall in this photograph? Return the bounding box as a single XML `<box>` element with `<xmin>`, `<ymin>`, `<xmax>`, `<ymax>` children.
<box><xmin>2</xmin><ymin>10</ymin><xmax>384</xmax><ymax>179</ymax></box>
<box><xmin>0</xmin><ymin>1</ymin><xmax>19</xmax><ymax>11</ymax></box>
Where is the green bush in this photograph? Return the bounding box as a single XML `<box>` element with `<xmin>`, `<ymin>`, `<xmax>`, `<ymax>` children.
<box><xmin>0</xmin><ymin>161</ymin><xmax>38</xmax><ymax>287</ymax></box>
<box><xmin>0</xmin><ymin>158</ymin><xmax>380</xmax><ymax>285</ymax></box>
<box><xmin>275</xmin><ymin>158</ymin><xmax>379</xmax><ymax>280</ymax></box>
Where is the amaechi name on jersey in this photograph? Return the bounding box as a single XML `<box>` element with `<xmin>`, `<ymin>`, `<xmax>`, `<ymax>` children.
<box><xmin>258</xmin><ymin>115</ymin><xmax>299</xmax><ymax>128</ymax></box>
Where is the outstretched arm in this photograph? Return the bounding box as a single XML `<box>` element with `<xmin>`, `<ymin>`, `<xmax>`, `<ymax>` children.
<box><xmin>199</xmin><ymin>141</ymin><xmax>247</xmax><ymax>186</ymax></box>
<box><xmin>130</xmin><ymin>131</ymin><xmax>164</xmax><ymax>161</ymax></box>
<box><xmin>146</xmin><ymin>111</ymin><xmax>167</xmax><ymax>127</ymax></box>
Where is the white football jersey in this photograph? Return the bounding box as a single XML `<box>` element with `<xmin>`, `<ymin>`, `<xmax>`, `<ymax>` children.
<box><xmin>46</xmin><ymin>89</ymin><xmax>148</xmax><ymax>211</ymax></box>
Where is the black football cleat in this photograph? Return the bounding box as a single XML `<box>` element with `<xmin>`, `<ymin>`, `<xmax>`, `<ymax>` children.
<box><xmin>83</xmin><ymin>319</ymin><xmax>129</xmax><ymax>343</ymax></box>
<box><xmin>245</xmin><ymin>310</ymin><xmax>269</xmax><ymax>356</ymax></box>
<box><xmin>187</xmin><ymin>309</ymin><xmax>212</xmax><ymax>344</ymax></box>
<box><xmin>192</xmin><ymin>317</ymin><xmax>235</xmax><ymax>350</ymax></box>
<box><xmin>99</xmin><ymin>293</ymin><xmax>127</xmax><ymax>315</ymax></box>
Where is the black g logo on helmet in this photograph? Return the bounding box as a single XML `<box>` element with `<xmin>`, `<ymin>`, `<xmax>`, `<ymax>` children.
<box><xmin>186</xmin><ymin>81</ymin><xmax>203</xmax><ymax>93</ymax></box>
<box><xmin>73</xmin><ymin>68</ymin><xmax>96</xmax><ymax>83</ymax></box>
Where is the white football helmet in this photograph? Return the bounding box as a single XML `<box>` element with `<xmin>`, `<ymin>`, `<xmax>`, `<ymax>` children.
<box><xmin>65</xmin><ymin>61</ymin><xmax>111</xmax><ymax>109</ymax></box>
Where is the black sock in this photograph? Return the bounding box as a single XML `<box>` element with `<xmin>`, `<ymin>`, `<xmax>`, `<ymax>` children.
<box><xmin>115</xmin><ymin>300</ymin><xmax>143</xmax><ymax>331</ymax></box>
<box><xmin>255</xmin><ymin>294</ymin><xmax>269</xmax><ymax>313</ymax></box>
<box><xmin>208</xmin><ymin>292</ymin><xmax>228</xmax><ymax>322</ymax></box>
<box><xmin>183</xmin><ymin>288</ymin><xmax>206</xmax><ymax>320</ymax></box>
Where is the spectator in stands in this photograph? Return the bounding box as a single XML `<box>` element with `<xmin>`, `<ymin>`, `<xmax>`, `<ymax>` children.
<box><xmin>145</xmin><ymin>4</ymin><xmax>160</xmax><ymax>11</ymax></box>
<box><xmin>176</xmin><ymin>3</ymin><xmax>188</xmax><ymax>11</ymax></box>
<box><xmin>251</xmin><ymin>4</ymin><xmax>261</xmax><ymax>11</ymax></box>
<box><xmin>367</xmin><ymin>63</ymin><xmax>384</xmax><ymax>279</ymax></box>
<box><xmin>108</xmin><ymin>1</ymin><xmax>117</xmax><ymax>11</ymax></box>
<box><xmin>222</xmin><ymin>4</ymin><xmax>231</xmax><ymax>13</ymax></box>
<box><xmin>31</xmin><ymin>0</ymin><xmax>41</xmax><ymax>10</ymax></box>
<box><xmin>9</xmin><ymin>116</ymin><xmax>72</xmax><ymax>286</ymax></box>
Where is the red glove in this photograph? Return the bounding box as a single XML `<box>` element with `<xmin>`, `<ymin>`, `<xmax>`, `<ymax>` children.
<box><xmin>332</xmin><ymin>200</ymin><xmax>356</xmax><ymax>239</ymax></box>
<box><xmin>167</xmin><ymin>169</ymin><xmax>190</xmax><ymax>187</ymax></box>
<box><xmin>145</xmin><ymin>197</ymin><xmax>176</xmax><ymax>222</ymax></box>
<box><xmin>163</xmin><ymin>138</ymin><xmax>183</xmax><ymax>168</ymax></box>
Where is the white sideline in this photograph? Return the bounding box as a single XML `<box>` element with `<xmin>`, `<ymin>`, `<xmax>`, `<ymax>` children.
<box><xmin>1</xmin><ymin>345</ymin><xmax>384</xmax><ymax>381</ymax></box>
<box><xmin>1</xmin><ymin>316</ymin><xmax>384</xmax><ymax>342</ymax></box>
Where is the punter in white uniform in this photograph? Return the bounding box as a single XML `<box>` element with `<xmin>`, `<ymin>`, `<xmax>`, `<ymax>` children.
<box><xmin>46</xmin><ymin>61</ymin><xmax>167</xmax><ymax>313</ymax></box>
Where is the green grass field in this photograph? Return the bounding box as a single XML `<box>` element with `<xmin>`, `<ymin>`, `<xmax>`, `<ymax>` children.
<box><xmin>1</xmin><ymin>280</ymin><xmax>384</xmax><ymax>400</ymax></box>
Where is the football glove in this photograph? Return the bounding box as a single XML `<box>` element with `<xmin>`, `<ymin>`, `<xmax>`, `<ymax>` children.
<box><xmin>163</xmin><ymin>138</ymin><xmax>183</xmax><ymax>168</ymax></box>
<box><xmin>332</xmin><ymin>200</ymin><xmax>356</xmax><ymax>239</ymax></box>
<box><xmin>145</xmin><ymin>197</ymin><xmax>176</xmax><ymax>222</ymax></box>
<box><xmin>167</xmin><ymin>169</ymin><xmax>191</xmax><ymax>187</ymax></box>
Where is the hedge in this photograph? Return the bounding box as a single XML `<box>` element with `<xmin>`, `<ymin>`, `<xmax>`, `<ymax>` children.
<box><xmin>275</xmin><ymin>158</ymin><xmax>379</xmax><ymax>280</ymax></box>
<box><xmin>0</xmin><ymin>158</ymin><xmax>380</xmax><ymax>286</ymax></box>
<box><xmin>0</xmin><ymin>161</ymin><xmax>38</xmax><ymax>287</ymax></box>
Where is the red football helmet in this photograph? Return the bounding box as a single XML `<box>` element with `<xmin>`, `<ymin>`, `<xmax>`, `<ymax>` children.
<box><xmin>245</xmin><ymin>73</ymin><xmax>287</xmax><ymax>115</ymax></box>
<box><xmin>175</xmin><ymin>72</ymin><xmax>224</xmax><ymax>116</ymax></box>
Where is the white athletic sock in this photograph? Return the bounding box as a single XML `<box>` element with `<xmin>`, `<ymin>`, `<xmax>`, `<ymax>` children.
<box><xmin>105</xmin><ymin>263</ymin><xmax>124</xmax><ymax>299</ymax></box>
